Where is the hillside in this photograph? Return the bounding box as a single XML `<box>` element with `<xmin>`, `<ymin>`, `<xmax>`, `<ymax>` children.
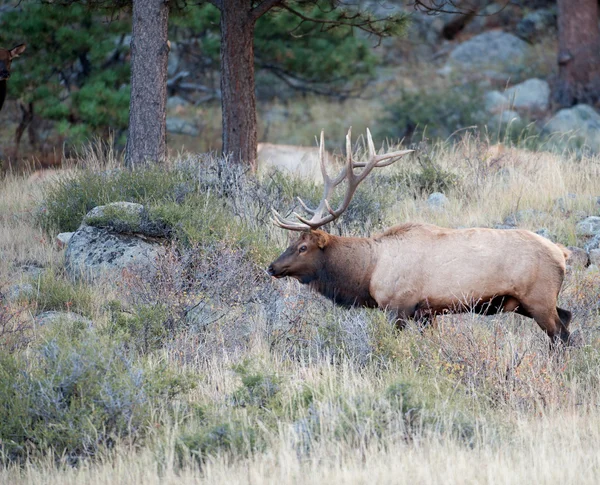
<box><xmin>1</xmin><ymin>136</ymin><xmax>600</xmax><ymax>483</ymax></box>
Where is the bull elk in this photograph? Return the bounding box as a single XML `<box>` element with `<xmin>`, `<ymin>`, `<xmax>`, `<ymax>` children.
<box><xmin>268</xmin><ymin>129</ymin><xmax>572</xmax><ymax>346</ymax></box>
<box><xmin>0</xmin><ymin>44</ymin><xmax>26</xmax><ymax>113</ymax></box>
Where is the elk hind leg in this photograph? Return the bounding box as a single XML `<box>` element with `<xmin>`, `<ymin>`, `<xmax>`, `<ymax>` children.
<box><xmin>528</xmin><ymin>306</ymin><xmax>570</xmax><ymax>347</ymax></box>
<box><xmin>556</xmin><ymin>307</ymin><xmax>572</xmax><ymax>329</ymax></box>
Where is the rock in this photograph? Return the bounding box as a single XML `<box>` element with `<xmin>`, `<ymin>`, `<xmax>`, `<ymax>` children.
<box><xmin>504</xmin><ymin>78</ymin><xmax>550</xmax><ymax>112</ymax></box>
<box><xmin>34</xmin><ymin>311</ymin><xmax>92</xmax><ymax>327</ymax></box>
<box><xmin>567</xmin><ymin>246</ymin><xmax>589</xmax><ymax>268</ymax></box>
<box><xmin>484</xmin><ymin>90</ymin><xmax>509</xmax><ymax>114</ymax></box>
<box><xmin>504</xmin><ymin>209</ymin><xmax>545</xmax><ymax>226</ymax></box>
<box><xmin>17</xmin><ymin>262</ymin><xmax>45</xmax><ymax>279</ymax></box>
<box><xmin>494</xmin><ymin>224</ymin><xmax>517</xmax><ymax>230</ymax></box>
<box><xmin>516</xmin><ymin>9</ymin><xmax>556</xmax><ymax>41</ymax></box>
<box><xmin>446</xmin><ymin>31</ymin><xmax>529</xmax><ymax>78</ymax></box>
<box><xmin>584</xmin><ymin>234</ymin><xmax>600</xmax><ymax>253</ymax></box>
<box><xmin>489</xmin><ymin>110</ymin><xmax>521</xmax><ymax>127</ymax></box>
<box><xmin>65</xmin><ymin>225</ymin><xmax>166</xmax><ymax>284</ymax></box>
<box><xmin>427</xmin><ymin>192</ymin><xmax>449</xmax><ymax>210</ymax></box>
<box><xmin>2</xmin><ymin>283</ymin><xmax>34</xmax><ymax>303</ymax></box>
<box><xmin>56</xmin><ymin>232</ymin><xmax>74</xmax><ymax>248</ymax></box>
<box><xmin>576</xmin><ymin>216</ymin><xmax>600</xmax><ymax>237</ymax></box>
<box><xmin>554</xmin><ymin>193</ymin><xmax>578</xmax><ymax>212</ymax></box>
<box><xmin>535</xmin><ymin>228</ymin><xmax>553</xmax><ymax>241</ymax></box>
<box><xmin>544</xmin><ymin>104</ymin><xmax>600</xmax><ymax>153</ymax></box>
<box><xmin>589</xmin><ymin>249</ymin><xmax>600</xmax><ymax>267</ymax></box>
<box><xmin>82</xmin><ymin>202</ymin><xmax>170</xmax><ymax>238</ymax></box>
<box><xmin>166</xmin><ymin>117</ymin><xmax>199</xmax><ymax>136</ymax></box>
<box><xmin>167</xmin><ymin>96</ymin><xmax>189</xmax><ymax>110</ymax></box>
<box><xmin>84</xmin><ymin>202</ymin><xmax>145</xmax><ymax>234</ymax></box>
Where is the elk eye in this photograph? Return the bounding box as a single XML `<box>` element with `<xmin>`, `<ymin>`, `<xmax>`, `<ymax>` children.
<box><xmin>299</xmin><ymin>245</ymin><xmax>307</xmax><ymax>253</ymax></box>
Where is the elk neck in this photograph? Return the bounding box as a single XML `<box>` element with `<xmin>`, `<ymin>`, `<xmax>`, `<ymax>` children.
<box><xmin>0</xmin><ymin>80</ymin><xmax>6</xmax><ymax>112</ymax></box>
<box><xmin>309</xmin><ymin>235</ymin><xmax>378</xmax><ymax>308</ymax></box>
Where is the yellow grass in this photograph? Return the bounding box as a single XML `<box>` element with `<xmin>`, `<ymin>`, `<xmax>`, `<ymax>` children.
<box><xmin>2</xmin><ymin>137</ymin><xmax>600</xmax><ymax>484</ymax></box>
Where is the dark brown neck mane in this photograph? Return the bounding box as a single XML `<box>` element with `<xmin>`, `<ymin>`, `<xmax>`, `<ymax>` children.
<box><xmin>0</xmin><ymin>80</ymin><xmax>6</xmax><ymax>112</ymax></box>
<box><xmin>309</xmin><ymin>236</ymin><xmax>378</xmax><ymax>308</ymax></box>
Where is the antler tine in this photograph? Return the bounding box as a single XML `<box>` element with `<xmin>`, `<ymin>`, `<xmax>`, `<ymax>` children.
<box><xmin>353</xmin><ymin>129</ymin><xmax>414</xmax><ymax>167</ymax></box>
<box><xmin>271</xmin><ymin>208</ymin><xmax>311</xmax><ymax>231</ymax></box>
<box><xmin>297</xmin><ymin>196</ymin><xmax>316</xmax><ymax>215</ymax></box>
<box><xmin>271</xmin><ymin>128</ymin><xmax>414</xmax><ymax>232</ymax></box>
<box><xmin>318</xmin><ymin>130</ymin><xmax>332</xmax><ymax>186</ymax></box>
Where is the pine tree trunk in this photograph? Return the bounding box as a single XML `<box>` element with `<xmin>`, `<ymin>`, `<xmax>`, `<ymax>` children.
<box><xmin>554</xmin><ymin>0</ymin><xmax>600</xmax><ymax>107</ymax></box>
<box><xmin>220</xmin><ymin>0</ymin><xmax>257</xmax><ymax>169</ymax></box>
<box><xmin>125</xmin><ymin>0</ymin><xmax>169</xmax><ymax>167</ymax></box>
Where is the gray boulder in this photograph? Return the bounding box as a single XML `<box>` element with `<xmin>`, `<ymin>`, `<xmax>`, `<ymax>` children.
<box><xmin>56</xmin><ymin>232</ymin><xmax>74</xmax><ymax>248</ymax></box>
<box><xmin>535</xmin><ymin>228</ymin><xmax>553</xmax><ymax>241</ymax></box>
<box><xmin>2</xmin><ymin>283</ymin><xmax>34</xmax><ymax>303</ymax></box>
<box><xmin>589</xmin><ymin>249</ymin><xmax>600</xmax><ymax>267</ymax></box>
<box><xmin>484</xmin><ymin>90</ymin><xmax>510</xmax><ymax>114</ymax></box>
<box><xmin>167</xmin><ymin>96</ymin><xmax>189</xmax><ymax>110</ymax></box>
<box><xmin>567</xmin><ymin>247</ymin><xmax>589</xmax><ymax>268</ymax></box>
<box><xmin>576</xmin><ymin>216</ymin><xmax>600</xmax><ymax>237</ymax></box>
<box><xmin>516</xmin><ymin>9</ymin><xmax>556</xmax><ymax>41</ymax></box>
<box><xmin>166</xmin><ymin>117</ymin><xmax>199</xmax><ymax>136</ymax></box>
<box><xmin>446</xmin><ymin>31</ymin><xmax>529</xmax><ymax>78</ymax></box>
<box><xmin>544</xmin><ymin>104</ymin><xmax>600</xmax><ymax>153</ymax></box>
<box><xmin>84</xmin><ymin>202</ymin><xmax>145</xmax><ymax>234</ymax></box>
<box><xmin>83</xmin><ymin>201</ymin><xmax>170</xmax><ymax>238</ymax></box>
<box><xmin>427</xmin><ymin>192</ymin><xmax>449</xmax><ymax>210</ymax></box>
<box><xmin>488</xmin><ymin>110</ymin><xmax>521</xmax><ymax>128</ymax></box>
<box><xmin>504</xmin><ymin>78</ymin><xmax>550</xmax><ymax>112</ymax></box>
<box><xmin>65</xmin><ymin>225</ymin><xmax>165</xmax><ymax>283</ymax></box>
<box><xmin>35</xmin><ymin>311</ymin><xmax>92</xmax><ymax>327</ymax></box>
<box><xmin>584</xmin><ymin>234</ymin><xmax>600</xmax><ymax>253</ymax></box>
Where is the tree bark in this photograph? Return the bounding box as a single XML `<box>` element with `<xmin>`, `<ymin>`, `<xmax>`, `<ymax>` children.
<box><xmin>220</xmin><ymin>0</ymin><xmax>257</xmax><ymax>168</ymax></box>
<box><xmin>125</xmin><ymin>0</ymin><xmax>170</xmax><ymax>167</ymax></box>
<box><xmin>554</xmin><ymin>0</ymin><xmax>600</xmax><ymax>107</ymax></box>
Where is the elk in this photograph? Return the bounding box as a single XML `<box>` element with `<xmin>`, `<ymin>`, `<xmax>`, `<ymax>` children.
<box><xmin>0</xmin><ymin>44</ymin><xmax>26</xmax><ymax>113</ymax></box>
<box><xmin>268</xmin><ymin>129</ymin><xmax>572</xmax><ymax>345</ymax></box>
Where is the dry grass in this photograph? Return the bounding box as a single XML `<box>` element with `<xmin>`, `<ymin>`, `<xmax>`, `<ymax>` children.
<box><xmin>2</xmin><ymin>136</ymin><xmax>600</xmax><ymax>484</ymax></box>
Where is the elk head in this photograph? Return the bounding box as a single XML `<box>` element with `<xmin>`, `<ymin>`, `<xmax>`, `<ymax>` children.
<box><xmin>0</xmin><ymin>44</ymin><xmax>26</xmax><ymax>81</ymax></box>
<box><xmin>268</xmin><ymin>128</ymin><xmax>413</xmax><ymax>280</ymax></box>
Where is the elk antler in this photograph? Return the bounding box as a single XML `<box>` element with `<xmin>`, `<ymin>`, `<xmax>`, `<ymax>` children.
<box><xmin>272</xmin><ymin>128</ymin><xmax>413</xmax><ymax>231</ymax></box>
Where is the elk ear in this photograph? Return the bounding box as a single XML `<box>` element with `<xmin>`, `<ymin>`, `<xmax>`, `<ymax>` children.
<box><xmin>10</xmin><ymin>44</ymin><xmax>26</xmax><ymax>59</ymax></box>
<box><xmin>313</xmin><ymin>230</ymin><xmax>330</xmax><ymax>249</ymax></box>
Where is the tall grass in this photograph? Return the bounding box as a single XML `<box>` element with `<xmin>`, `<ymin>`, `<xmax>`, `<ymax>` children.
<box><xmin>1</xmin><ymin>135</ymin><xmax>600</xmax><ymax>483</ymax></box>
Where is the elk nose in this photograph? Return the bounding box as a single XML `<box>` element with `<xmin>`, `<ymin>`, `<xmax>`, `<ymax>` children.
<box><xmin>267</xmin><ymin>264</ymin><xmax>274</xmax><ymax>276</ymax></box>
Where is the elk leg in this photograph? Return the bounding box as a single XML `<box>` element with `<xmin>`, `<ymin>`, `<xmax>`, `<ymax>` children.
<box><xmin>556</xmin><ymin>307</ymin><xmax>572</xmax><ymax>329</ymax></box>
<box><xmin>528</xmin><ymin>307</ymin><xmax>571</xmax><ymax>346</ymax></box>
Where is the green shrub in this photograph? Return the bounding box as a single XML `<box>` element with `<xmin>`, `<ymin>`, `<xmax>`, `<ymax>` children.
<box><xmin>106</xmin><ymin>302</ymin><xmax>170</xmax><ymax>354</ymax></box>
<box><xmin>22</xmin><ymin>268</ymin><xmax>94</xmax><ymax>317</ymax></box>
<box><xmin>38</xmin><ymin>166</ymin><xmax>198</xmax><ymax>234</ymax></box>
<box><xmin>393</xmin><ymin>152</ymin><xmax>460</xmax><ymax>196</ymax></box>
<box><xmin>231</xmin><ymin>362</ymin><xmax>282</xmax><ymax>409</ymax></box>
<box><xmin>0</xmin><ymin>320</ymin><xmax>193</xmax><ymax>464</ymax></box>
<box><xmin>176</xmin><ymin>420</ymin><xmax>260</xmax><ymax>467</ymax></box>
<box><xmin>377</xmin><ymin>84</ymin><xmax>485</xmax><ymax>143</ymax></box>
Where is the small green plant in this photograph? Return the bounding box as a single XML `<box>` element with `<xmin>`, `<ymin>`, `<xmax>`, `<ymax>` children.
<box><xmin>231</xmin><ymin>362</ymin><xmax>282</xmax><ymax>409</ymax></box>
<box><xmin>390</xmin><ymin>152</ymin><xmax>460</xmax><ymax>196</ymax></box>
<box><xmin>377</xmin><ymin>84</ymin><xmax>485</xmax><ymax>143</ymax></box>
<box><xmin>22</xmin><ymin>268</ymin><xmax>94</xmax><ymax>317</ymax></box>
<box><xmin>0</xmin><ymin>320</ymin><xmax>193</xmax><ymax>464</ymax></box>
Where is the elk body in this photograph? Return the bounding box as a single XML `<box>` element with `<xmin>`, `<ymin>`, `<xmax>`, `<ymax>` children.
<box><xmin>268</xmin><ymin>129</ymin><xmax>572</xmax><ymax>345</ymax></box>
<box><xmin>0</xmin><ymin>44</ymin><xmax>26</xmax><ymax>113</ymax></box>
